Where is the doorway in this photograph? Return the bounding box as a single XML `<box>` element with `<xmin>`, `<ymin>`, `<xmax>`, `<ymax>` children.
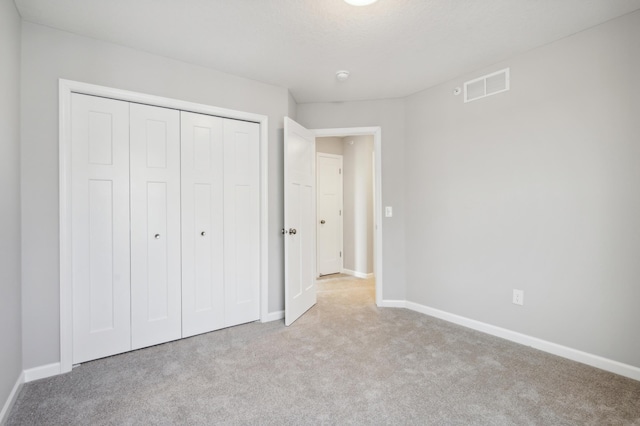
<box><xmin>313</xmin><ymin>128</ymin><xmax>382</xmax><ymax>307</ymax></box>
<box><xmin>316</xmin><ymin>135</ymin><xmax>376</xmax><ymax>282</ymax></box>
<box><xmin>283</xmin><ymin>120</ymin><xmax>382</xmax><ymax>326</ymax></box>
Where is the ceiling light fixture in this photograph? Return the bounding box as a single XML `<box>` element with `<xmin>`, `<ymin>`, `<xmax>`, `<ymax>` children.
<box><xmin>336</xmin><ymin>70</ymin><xmax>350</xmax><ymax>82</ymax></box>
<box><xmin>344</xmin><ymin>0</ymin><xmax>378</xmax><ymax>6</ymax></box>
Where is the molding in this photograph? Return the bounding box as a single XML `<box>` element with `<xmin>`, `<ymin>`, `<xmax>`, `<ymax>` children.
<box><xmin>378</xmin><ymin>300</ymin><xmax>407</xmax><ymax>308</ymax></box>
<box><xmin>341</xmin><ymin>269</ymin><xmax>374</xmax><ymax>279</ymax></box>
<box><xmin>59</xmin><ymin>79</ymin><xmax>270</xmax><ymax>373</ymax></box>
<box><xmin>405</xmin><ymin>301</ymin><xmax>640</xmax><ymax>382</ymax></box>
<box><xmin>259</xmin><ymin>115</ymin><xmax>270</xmax><ymax>325</ymax></box>
<box><xmin>23</xmin><ymin>363</ymin><xmax>62</xmax><ymax>383</ymax></box>
<box><xmin>312</xmin><ymin>127</ymin><xmax>383</xmax><ymax>306</ymax></box>
<box><xmin>262</xmin><ymin>310</ymin><xmax>285</xmax><ymax>323</ymax></box>
<box><xmin>0</xmin><ymin>371</ymin><xmax>24</xmax><ymax>425</ymax></box>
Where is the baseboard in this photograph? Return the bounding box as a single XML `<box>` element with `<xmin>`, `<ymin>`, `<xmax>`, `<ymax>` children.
<box><xmin>341</xmin><ymin>269</ymin><xmax>374</xmax><ymax>279</ymax></box>
<box><xmin>23</xmin><ymin>363</ymin><xmax>61</xmax><ymax>383</ymax></box>
<box><xmin>379</xmin><ymin>299</ymin><xmax>407</xmax><ymax>308</ymax></box>
<box><xmin>404</xmin><ymin>301</ymin><xmax>640</xmax><ymax>382</ymax></box>
<box><xmin>262</xmin><ymin>310</ymin><xmax>284</xmax><ymax>323</ymax></box>
<box><xmin>0</xmin><ymin>371</ymin><xmax>24</xmax><ymax>425</ymax></box>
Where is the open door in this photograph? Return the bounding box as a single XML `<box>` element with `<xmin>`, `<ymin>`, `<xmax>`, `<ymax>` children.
<box><xmin>284</xmin><ymin>117</ymin><xmax>316</xmax><ymax>326</ymax></box>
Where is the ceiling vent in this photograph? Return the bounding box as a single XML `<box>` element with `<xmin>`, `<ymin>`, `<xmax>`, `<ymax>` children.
<box><xmin>464</xmin><ymin>68</ymin><xmax>510</xmax><ymax>103</ymax></box>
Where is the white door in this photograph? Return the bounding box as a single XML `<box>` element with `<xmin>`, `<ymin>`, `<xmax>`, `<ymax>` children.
<box><xmin>284</xmin><ymin>117</ymin><xmax>316</xmax><ymax>326</ymax></box>
<box><xmin>316</xmin><ymin>153</ymin><xmax>343</xmax><ymax>276</ymax></box>
<box><xmin>71</xmin><ymin>93</ymin><xmax>131</xmax><ymax>363</ymax></box>
<box><xmin>180</xmin><ymin>111</ymin><xmax>225</xmax><ymax>337</ymax></box>
<box><xmin>181</xmin><ymin>113</ymin><xmax>260</xmax><ymax>335</ymax></box>
<box><xmin>130</xmin><ymin>103</ymin><xmax>182</xmax><ymax>350</ymax></box>
<box><xmin>223</xmin><ymin>118</ymin><xmax>261</xmax><ymax>326</ymax></box>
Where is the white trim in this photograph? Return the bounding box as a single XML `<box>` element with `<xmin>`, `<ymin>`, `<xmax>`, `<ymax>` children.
<box><xmin>341</xmin><ymin>269</ymin><xmax>374</xmax><ymax>279</ymax></box>
<box><xmin>59</xmin><ymin>79</ymin><xmax>269</xmax><ymax>374</ymax></box>
<box><xmin>379</xmin><ymin>300</ymin><xmax>407</xmax><ymax>308</ymax></box>
<box><xmin>404</xmin><ymin>301</ymin><xmax>640</xmax><ymax>382</ymax></box>
<box><xmin>258</xmin><ymin>107</ymin><xmax>270</xmax><ymax>325</ymax></box>
<box><xmin>263</xmin><ymin>310</ymin><xmax>285</xmax><ymax>322</ymax></box>
<box><xmin>312</xmin><ymin>127</ymin><xmax>383</xmax><ymax>307</ymax></box>
<box><xmin>23</xmin><ymin>363</ymin><xmax>62</xmax><ymax>383</ymax></box>
<box><xmin>0</xmin><ymin>371</ymin><xmax>24</xmax><ymax>424</ymax></box>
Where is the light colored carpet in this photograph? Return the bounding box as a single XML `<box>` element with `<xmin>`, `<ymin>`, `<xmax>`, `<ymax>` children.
<box><xmin>7</xmin><ymin>277</ymin><xmax>640</xmax><ymax>425</ymax></box>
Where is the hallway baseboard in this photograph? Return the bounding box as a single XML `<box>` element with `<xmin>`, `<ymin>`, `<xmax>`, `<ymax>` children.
<box><xmin>341</xmin><ymin>269</ymin><xmax>373</xmax><ymax>279</ymax></box>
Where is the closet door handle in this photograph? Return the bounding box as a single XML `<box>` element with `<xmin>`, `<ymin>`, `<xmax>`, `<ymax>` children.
<box><xmin>201</xmin><ymin>231</ymin><xmax>206</xmax><ymax>236</ymax></box>
<box><xmin>289</xmin><ymin>228</ymin><xmax>297</xmax><ymax>235</ymax></box>
<box><xmin>320</xmin><ymin>220</ymin><xmax>326</xmax><ymax>224</ymax></box>
<box><xmin>154</xmin><ymin>234</ymin><xmax>161</xmax><ymax>239</ymax></box>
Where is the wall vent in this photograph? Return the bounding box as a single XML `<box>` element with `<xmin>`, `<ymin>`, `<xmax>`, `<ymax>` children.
<box><xmin>464</xmin><ymin>68</ymin><xmax>510</xmax><ymax>103</ymax></box>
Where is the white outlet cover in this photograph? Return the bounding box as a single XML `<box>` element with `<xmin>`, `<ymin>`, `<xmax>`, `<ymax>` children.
<box><xmin>513</xmin><ymin>289</ymin><xmax>524</xmax><ymax>306</ymax></box>
<box><xmin>385</xmin><ymin>206</ymin><xmax>393</xmax><ymax>217</ymax></box>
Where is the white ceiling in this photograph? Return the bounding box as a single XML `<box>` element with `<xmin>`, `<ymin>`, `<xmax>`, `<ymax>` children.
<box><xmin>14</xmin><ymin>0</ymin><xmax>640</xmax><ymax>103</ymax></box>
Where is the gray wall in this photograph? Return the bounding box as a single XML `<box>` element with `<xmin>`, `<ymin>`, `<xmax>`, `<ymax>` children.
<box><xmin>404</xmin><ymin>10</ymin><xmax>640</xmax><ymax>368</ymax></box>
<box><xmin>316</xmin><ymin>137</ymin><xmax>344</xmax><ymax>156</ymax></box>
<box><xmin>297</xmin><ymin>99</ymin><xmax>406</xmax><ymax>301</ymax></box>
<box><xmin>20</xmin><ymin>22</ymin><xmax>289</xmax><ymax>369</ymax></box>
<box><xmin>287</xmin><ymin>90</ymin><xmax>297</xmax><ymax>121</ymax></box>
<box><xmin>0</xmin><ymin>0</ymin><xmax>23</xmax><ymax>411</ymax></box>
<box><xmin>342</xmin><ymin>136</ymin><xmax>374</xmax><ymax>274</ymax></box>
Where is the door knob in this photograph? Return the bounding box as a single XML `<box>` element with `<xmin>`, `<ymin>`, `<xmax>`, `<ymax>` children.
<box><xmin>320</xmin><ymin>220</ymin><xmax>326</xmax><ymax>224</ymax></box>
<box><xmin>154</xmin><ymin>234</ymin><xmax>161</xmax><ymax>239</ymax></box>
<box><xmin>289</xmin><ymin>228</ymin><xmax>297</xmax><ymax>235</ymax></box>
<box><xmin>201</xmin><ymin>231</ymin><xmax>206</xmax><ymax>236</ymax></box>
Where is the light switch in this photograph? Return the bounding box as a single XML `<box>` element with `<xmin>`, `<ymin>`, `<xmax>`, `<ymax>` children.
<box><xmin>385</xmin><ymin>206</ymin><xmax>393</xmax><ymax>217</ymax></box>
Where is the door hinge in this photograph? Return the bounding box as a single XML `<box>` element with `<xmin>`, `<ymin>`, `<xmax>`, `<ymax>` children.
<box><xmin>340</xmin><ymin>251</ymin><xmax>342</xmax><ymax>258</ymax></box>
<box><xmin>339</xmin><ymin>168</ymin><xmax>341</xmax><ymax>174</ymax></box>
<box><xmin>339</xmin><ymin>210</ymin><xmax>342</xmax><ymax>216</ymax></box>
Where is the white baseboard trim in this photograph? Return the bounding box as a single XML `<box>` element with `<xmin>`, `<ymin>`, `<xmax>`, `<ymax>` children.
<box><xmin>1</xmin><ymin>371</ymin><xmax>24</xmax><ymax>425</ymax></box>
<box><xmin>23</xmin><ymin>363</ymin><xmax>61</xmax><ymax>383</ymax></box>
<box><xmin>404</xmin><ymin>301</ymin><xmax>640</xmax><ymax>382</ymax></box>
<box><xmin>341</xmin><ymin>269</ymin><xmax>374</xmax><ymax>279</ymax></box>
<box><xmin>262</xmin><ymin>310</ymin><xmax>284</xmax><ymax>323</ymax></box>
<box><xmin>379</xmin><ymin>299</ymin><xmax>407</xmax><ymax>308</ymax></box>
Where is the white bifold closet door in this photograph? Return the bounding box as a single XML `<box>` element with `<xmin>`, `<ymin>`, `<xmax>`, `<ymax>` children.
<box><xmin>180</xmin><ymin>112</ymin><xmax>225</xmax><ymax>337</ymax></box>
<box><xmin>181</xmin><ymin>112</ymin><xmax>260</xmax><ymax>337</ymax></box>
<box><xmin>71</xmin><ymin>93</ymin><xmax>261</xmax><ymax>363</ymax></box>
<box><xmin>71</xmin><ymin>94</ymin><xmax>132</xmax><ymax>363</ymax></box>
<box><xmin>130</xmin><ymin>103</ymin><xmax>182</xmax><ymax>350</ymax></box>
<box><xmin>222</xmin><ymin>118</ymin><xmax>260</xmax><ymax>326</ymax></box>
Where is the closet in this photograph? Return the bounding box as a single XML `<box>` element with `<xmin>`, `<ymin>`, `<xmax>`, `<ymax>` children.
<box><xmin>70</xmin><ymin>93</ymin><xmax>260</xmax><ymax>364</ymax></box>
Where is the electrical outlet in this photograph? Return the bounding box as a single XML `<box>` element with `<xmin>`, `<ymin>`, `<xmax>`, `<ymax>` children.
<box><xmin>385</xmin><ymin>206</ymin><xmax>393</xmax><ymax>217</ymax></box>
<box><xmin>513</xmin><ymin>289</ymin><xmax>524</xmax><ymax>306</ymax></box>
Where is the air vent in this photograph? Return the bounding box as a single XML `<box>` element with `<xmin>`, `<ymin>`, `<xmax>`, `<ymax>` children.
<box><xmin>464</xmin><ymin>68</ymin><xmax>510</xmax><ymax>103</ymax></box>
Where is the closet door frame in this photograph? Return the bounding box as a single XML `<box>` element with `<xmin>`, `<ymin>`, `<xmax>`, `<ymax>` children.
<box><xmin>59</xmin><ymin>79</ymin><xmax>269</xmax><ymax>374</ymax></box>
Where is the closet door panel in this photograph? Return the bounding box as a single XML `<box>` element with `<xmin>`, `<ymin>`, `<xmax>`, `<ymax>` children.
<box><xmin>181</xmin><ymin>111</ymin><xmax>225</xmax><ymax>337</ymax></box>
<box><xmin>71</xmin><ymin>93</ymin><xmax>131</xmax><ymax>363</ymax></box>
<box><xmin>223</xmin><ymin>119</ymin><xmax>260</xmax><ymax>326</ymax></box>
<box><xmin>130</xmin><ymin>103</ymin><xmax>182</xmax><ymax>350</ymax></box>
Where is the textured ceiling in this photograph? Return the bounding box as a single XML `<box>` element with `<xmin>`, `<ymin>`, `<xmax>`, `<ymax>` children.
<box><xmin>14</xmin><ymin>0</ymin><xmax>640</xmax><ymax>103</ymax></box>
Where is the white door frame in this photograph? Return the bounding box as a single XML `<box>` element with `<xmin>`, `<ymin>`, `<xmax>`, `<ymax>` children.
<box><xmin>312</xmin><ymin>127</ymin><xmax>383</xmax><ymax>306</ymax></box>
<box><xmin>316</xmin><ymin>152</ymin><xmax>343</xmax><ymax>277</ymax></box>
<box><xmin>59</xmin><ymin>79</ymin><xmax>269</xmax><ymax>374</ymax></box>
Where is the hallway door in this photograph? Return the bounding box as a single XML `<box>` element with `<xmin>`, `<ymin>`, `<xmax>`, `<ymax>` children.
<box><xmin>316</xmin><ymin>153</ymin><xmax>343</xmax><ymax>276</ymax></box>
